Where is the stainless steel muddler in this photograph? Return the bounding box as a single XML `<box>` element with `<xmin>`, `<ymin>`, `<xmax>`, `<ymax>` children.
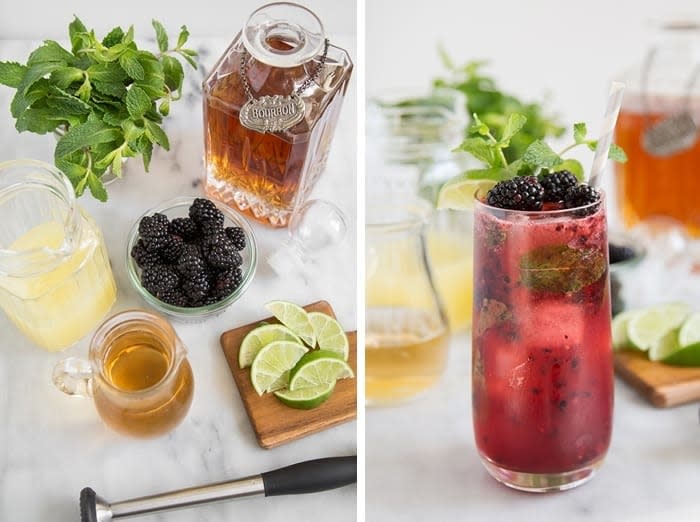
<box><xmin>80</xmin><ymin>455</ymin><xmax>356</xmax><ymax>521</ymax></box>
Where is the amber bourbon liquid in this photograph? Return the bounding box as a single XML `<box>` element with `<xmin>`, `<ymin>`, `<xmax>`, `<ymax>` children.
<box><xmin>615</xmin><ymin>96</ymin><xmax>700</xmax><ymax>235</ymax></box>
<box><xmin>93</xmin><ymin>333</ymin><xmax>194</xmax><ymax>438</ymax></box>
<box><xmin>203</xmin><ymin>36</ymin><xmax>351</xmax><ymax>227</ymax></box>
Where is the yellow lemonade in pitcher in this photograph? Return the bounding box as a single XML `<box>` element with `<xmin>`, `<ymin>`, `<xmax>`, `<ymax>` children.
<box><xmin>0</xmin><ymin>219</ymin><xmax>116</xmax><ymax>350</ymax></box>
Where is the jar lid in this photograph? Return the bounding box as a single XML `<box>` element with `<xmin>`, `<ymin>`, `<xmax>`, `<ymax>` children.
<box><xmin>242</xmin><ymin>2</ymin><xmax>325</xmax><ymax>67</ymax></box>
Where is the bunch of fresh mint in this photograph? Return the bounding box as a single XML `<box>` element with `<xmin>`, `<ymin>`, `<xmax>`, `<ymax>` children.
<box><xmin>0</xmin><ymin>17</ymin><xmax>198</xmax><ymax>201</ymax></box>
<box><xmin>433</xmin><ymin>57</ymin><xmax>565</xmax><ymax>161</ymax></box>
<box><xmin>455</xmin><ymin>113</ymin><xmax>627</xmax><ymax>183</ymax></box>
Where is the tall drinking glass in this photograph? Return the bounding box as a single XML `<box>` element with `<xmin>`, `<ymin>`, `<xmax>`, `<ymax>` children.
<box><xmin>471</xmin><ymin>192</ymin><xmax>614</xmax><ymax>492</ymax></box>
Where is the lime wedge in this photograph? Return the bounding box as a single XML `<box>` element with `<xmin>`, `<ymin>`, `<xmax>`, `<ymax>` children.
<box><xmin>288</xmin><ymin>350</ymin><xmax>354</xmax><ymax>391</ymax></box>
<box><xmin>661</xmin><ymin>342</ymin><xmax>700</xmax><ymax>367</ymax></box>
<box><xmin>612</xmin><ymin>309</ymin><xmax>643</xmax><ymax>350</ymax></box>
<box><xmin>627</xmin><ymin>303</ymin><xmax>691</xmax><ymax>351</ymax></box>
<box><xmin>239</xmin><ymin>324</ymin><xmax>302</xmax><ymax>368</ymax></box>
<box><xmin>250</xmin><ymin>340</ymin><xmax>308</xmax><ymax>395</ymax></box>
<box><xmin>436</xmin><ymin>177</ymin><xmax>496</xmax><ymax>210</ymax></box>
<box><xmin>678</xmin><ymin>312</ymin><xmax>700</xmax><ymax>348</ymax></box>
<box><xmin>308</xmin><ymin>312</ymin><xmax>349</xmax><ymax>361</ymax></box>
<box><xmin>274</xmin><ymin>382</ymin><xmax>336</xmax><ymax>409</ymax></box>
<box><xmin>264</xmin><ymin>301</ymin><xmax>316</xmax><ymax>347</ymax></box>
<box><xmin>649</xmin><ymin>328</ymin><xmax>681</xmax><ymax>361</ymax></box>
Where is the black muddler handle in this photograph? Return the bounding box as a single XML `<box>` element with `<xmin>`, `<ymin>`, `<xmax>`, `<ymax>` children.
<box><xmin>80</xmin><ymin>456</ymin><xmax>357</xmax><ymax>521</ymax></box>
<box><xmin>261</xmin><ymin>455</ymin><xmax>357</xmax><ymax>496</ymax></box>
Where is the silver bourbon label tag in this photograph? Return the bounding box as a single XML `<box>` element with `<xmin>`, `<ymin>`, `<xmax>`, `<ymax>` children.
<box><xmin>239</xmin><ymin>94</ymin><xmax>305</xmax><ymax>133</ymax></box>
<box><xmin>643</xmin><ymin>112</ymin><xmax>698</xmax><ymax>157</ymax></box>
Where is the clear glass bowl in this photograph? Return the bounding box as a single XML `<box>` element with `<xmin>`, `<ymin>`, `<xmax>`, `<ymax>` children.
<box><xmin>125</xmin><ymin>197</ymin><xmax>258</xmax><ymax>322</ymax></box>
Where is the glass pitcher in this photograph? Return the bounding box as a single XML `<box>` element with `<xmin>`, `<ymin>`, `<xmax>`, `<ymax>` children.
<box><xmin>615</xmin><ymin>21</ymin><xmax>700</xmax><ymax>235</ymax></box>
<box><xmin>367</xmin><ymin>88</ymin><xmax>474</xmax><ymax>332</ymax></box>
<box><xmin>365</xmin><ymin>198</ymin><xmax>450</xmax><ymax>406</ymax></box>
<box><xmin>53</xmin><ymin>309</ymin><xmax>195</xmax><ymax>438</ymax></box>
<box><xmin>202</xmin><ymin>2</ymin><xmax>353</xmax><ymax>228</ymax></box>
<box><xmin>0</xmin><ymin>160</ymin><xmax>116</xmax><ymax>351</ymax></box>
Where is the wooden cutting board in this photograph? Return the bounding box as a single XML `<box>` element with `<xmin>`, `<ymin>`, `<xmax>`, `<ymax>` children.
<box><xmin>220</xmin><ymin>300</ymin><xmax>357</xmax><ymax>449</ymax></box>
<box><xmin>615</xmin><ymin>350</ymin><xmax>700</xmax><ymax>407</ymax></box>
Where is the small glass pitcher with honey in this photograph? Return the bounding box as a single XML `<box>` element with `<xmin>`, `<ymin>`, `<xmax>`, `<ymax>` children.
<box><xmin>202</xmin><ymin>2</ymin><xmax>353</xmax><ymax>227</ymax></box>
<box><xmin>365</xmin><ymin>198</ymin><xmax>450</xmax><ymax>406</ymax></box>
<box><xmin>53</xmin><ymin>310</ymin><xmax>195</xmax><ymax>438</ymax></box>
<box><xmin>0</xmin><ymin>159</ymin><xmax>116</xmax><ymax>351</ymax></box>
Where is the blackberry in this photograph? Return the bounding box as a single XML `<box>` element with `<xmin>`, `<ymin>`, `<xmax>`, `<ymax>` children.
<box><xmin>225</xmin><ymin>226</ymin><xmax>246</xmax><ymax>251</ymax></box>
<box><xmin>182</xmin><ymin>271</ymin><xmax>210</xmax><ymax>305</ymax></box>
<box><xmin>189</xmin><ymin>198</ymin><xmax>224</xmax><ymax>228</ymax></box>
<box><xmin>211</xmin><ymin>267</ymin><xmax>243</xmax><ymax>299</ymax></box>
<box><xmin>487</xmin><ymin>176</ymin><xmax>544</xmax><ymax>211</ymax></box>
<box><xmin>169</xmin><ymin>217</ymin><xmax>199</xmax><ymax>241</ymax></box>
<box><xmin>564</xmin><ymin>184</ymin><xmax>600</xmax><ymax>215</ymax></box>
<box><xmin>131</xmin><ymin>239</ymin><xmax>160</xmax><ymax>268</ymax></box>
<box><xmin>176</xmin><ymin>244</ymin><xmax>207</xmax><ymax>278</ymax></box>
<box><xmin>202</xmin><ymin>233</ymin><xmax>239</xmax><ymax>269</ymax></box>
<box><xmin>609</xmin><ymin>244</ymin><xmax>636</xmax><ymax>264</ymax></box>
<box><xmin>142</xmin><ymin>233</ymin><xmax>170</xmax><ymax>253</ymax></box>
<box><xmin>159</xmin><ymin>235</ymin><xmax>185</xmax><ymax>263</ymax></box>
<box><xmin>199</xmin><ymin>217</ymin><xmax>224</xmax><ymax>237</ymax></box>
<box><xmin>539</xmin><ymin>170</ymin><xmax>578</xmax><ymax>203</ymax></box>
<box><xmin>138</xmin><ymin>213</ymin><xmax>169</xmax><ymax>239</ymax></box>
<box><xmin>159</xmin><ymin>288</ymin><xmax>188</xmax><ymax>307</ymax></box>
<box><xmin>141</xmin><ymin>264</ymin><xmax>180</xmax><ymax>296</ymax></box>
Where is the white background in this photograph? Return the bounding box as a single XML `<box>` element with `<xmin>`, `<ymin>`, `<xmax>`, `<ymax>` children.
<box><xmin>0</xmin><ymin>0</ymin><xmax>355</xmax><ymax>40</ymax></box>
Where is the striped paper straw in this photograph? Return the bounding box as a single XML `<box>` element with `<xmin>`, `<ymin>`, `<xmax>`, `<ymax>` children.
<box><xmin>588</xmin><ymin>81</ymin><xmax>626</xmax><ymax>188</ymax></box>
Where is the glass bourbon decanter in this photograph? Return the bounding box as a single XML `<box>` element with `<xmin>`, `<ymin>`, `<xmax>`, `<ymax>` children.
<box><xmin>202</xmin><ymin>2</ymin><xmax>353</xmax><ymax>227</ymax></box>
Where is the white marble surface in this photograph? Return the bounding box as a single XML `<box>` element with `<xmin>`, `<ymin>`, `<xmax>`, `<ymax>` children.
<box><xmin>0</xmin><ymin>35</ymin><xmax>357</xmax><ymax>521</ymax></box>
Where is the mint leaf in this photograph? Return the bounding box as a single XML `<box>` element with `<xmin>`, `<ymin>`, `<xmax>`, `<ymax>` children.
<box><xmin>50</xmin><ymin>67</ymin><xmax>84</xmax><ymax>89</ymax></box>
<box><xmin>0</xmin><ymin>61</ymin><xmax>27</xmax><ymax>88</ymax></box>
<box><xmin>87</xmin><ymin>62</ymin><xmax>127</xmax><ymax>84</ymax></box>
<box><xmin>27</xmin><ymin>41</ymin><xmax>73</xmax><ymax>66</ymax></box>
<box><xmin>159</xmin><ymin>98</ymin><xmax>170</xmax><ymax>116</ymax></box>
<box><xmin>126</xmin><ymin>86</ymin><xmax>151</xmax><ymax>119</ymax></box>
<box><xmin>16</xmin><ymin>107</ymin><xmax>65</xmax><ymax>133</ymax></box>
<box><xmin>55</xmin><ymin>120</ymin><xmax>121</xmax><ymax>158</ymax></box>
<box><xmin>522</xmin><ymin>140</ymin><xmax>562</xmax><ymax>169</ymax></box>
<box><xmin>87</xmin><ymin>171</ymin><xmax>108</xmax><ymax>202</ymax></box>
<box><xmin>573</xmin><ymin>122</ymin><xmax>587</xmax><ymax>144</ymax></box>
<box><xmin>454</xmin><ymin>137</ymin><xmax>497</xmax><ymax>166</ymax></box>
<box><xmin>135</xmin><ymin>53</ymin><xmax>165</xmax><ymax>97</ymax></box>
<box><xmin>68</xmin><ymin>16</ymin><xmax>88</xmax><ymax>52</ymax></box>
<box><xmin>176</xmin><ymin>49</ymin><xmax>198</xmax><ymax>69</ymax></box>
<box><xmin>46</xmin><ymin>85</ymin><xmax>91</xmax><ymax>115</ymax></box>
<box><xmin>550</xmin><ymin>159</ymin><xmax>585</xmax><ymax>181</ymax></box>
<box><xmin>162</xmin><ymin>55</ymin><xmax>184</xmax><ymax>92</ymax></box>
<box><xmin>55</xmin><ymin>157</ymin><xmax>87</xmax><ymax>185</ymax></box>
<box><xmin>469</xmin><ymin>113</ymin><xmax>490</xmax><ymax>136</ymax></box>
<box><xmin>119</xmin><ymin>51</ymin><xmax>144</xmax><ymax>80</ymax></box>
<box><xmin>608</xmin><ymin>143</ymin><xmax>628</xmax><ymax>163</ymax></box>
<box><xmin>176</xmin><ymin>25</ymin><xmax>190</xmax><ymax>49</ymax></box>
<box><xmin>136</xmin><ymin>135</ymin><xmax>153</xmax><ymax>170</ymax></box>
<box><xmin>476</xmin><ymin>299</ymin><xmax>512</xmax><ymax>336</ymax></box>
<box><xmin>152</xmin><ymin>20</ymin><xmax>169</xmax><ymax>53</ymax></box>
<box><xmin>464</xmin><ymin>167</ymin><xmax>505</xmax><ymax>181</ymax></box>
<box><xmin>520</xmin><ymin>245</ymin><xmax>606</xmax><ymax>293</ymax></box>
<box><xmin>18</xmin><ymin>62</ymin><xmax>64</xmax><ymax>94</ymax></box>
<box><xmin>11</xmin><ymin>78</ymin><xmax>49</xmax><ymax>118</ymax></box>
<box><xmin>102</xmin><ymin>27</ymin><xmax>125</xmax><ymax>48</ymax></box>
<box><xmin>501</xmin><ymin>114</ymin><xmax>527</xmax><ymax>144</ymax></box>
<box><xmin>144</xmin><ymin>119</ymin><xmax>170</xmax><ymax>150</ymax></box>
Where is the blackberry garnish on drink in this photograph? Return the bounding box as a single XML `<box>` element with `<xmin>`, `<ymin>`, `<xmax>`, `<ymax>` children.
<box><xmin>486</xmin><ymin>176</ymin><xmax>544</xmax><ymax>211</ymax></box>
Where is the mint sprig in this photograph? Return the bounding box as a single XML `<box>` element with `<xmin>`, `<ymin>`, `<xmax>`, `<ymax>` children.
<box><xmin>0</xmin><ymin>17</ymin><xmax>198</xmax><ymax>202</ymax></box>
<box><xmin>454</xmin><ymin>116</ymin><xmax>627</xmax><ymax>183</ymax></box>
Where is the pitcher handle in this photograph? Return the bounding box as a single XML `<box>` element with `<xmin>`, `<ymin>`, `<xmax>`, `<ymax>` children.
<box><xmin>52</xmin><ymin>357</ymin><xmax>94</xmax><ymax>398</ymax></box>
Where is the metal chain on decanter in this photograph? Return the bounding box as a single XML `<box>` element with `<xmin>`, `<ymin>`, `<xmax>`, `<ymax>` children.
<box><xmin>239</xmin><ymin>38</ymin><xmax>330</xmax><ymax>100</ymax></box>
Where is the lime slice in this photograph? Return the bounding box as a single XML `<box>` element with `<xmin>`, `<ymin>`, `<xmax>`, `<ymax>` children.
<box><xmin>250</xmin><ymin>341</ymin><xmax>308</xmax><ymax>395</ymax></box>
<box><xmin>649</xmin><ymin>328</ymin><xmax>681</xmax><ymax>361</ymax></box>
<box><xmin>264</xmin><ymin>301</ymin><xmax>316</xmax><ymax>347</ymax></box>
<box><xmin>308</xmin><ymin>312</ymin><xmax>349</xmax><ymax>361</ymax></box>
<box><xmin>612</xmin><ymin>309</ymin><xmax>643</xmax><ymax>351</ymax></box>
<box><xmin>436</xmin><ymin>177</ymin><xmax>496</xmax><ymax>210</ymax></box>
<box><xmin>627</xmin><ymin>303</ymin><xmax>691</xmax><ymax>351</ymax></box>
<box><xmin>661</xmin><ymin>342</ymin><xmax>700</xmax><ymax>367</ymax></box>
<box><xmin>678</xmin><ymin>312</ymin><xmax>700</xmax><ymax>348</ymax></box>
<box><xmin>274</xmin><ymin>382</ymin><xmax>336</xmax><ymax>409</ymax></box>
<box><xmin>238</xmin><ymin>324</ymin><xmax>302</xmax><ymax>368</ymax></box>
<box><xmin>288</xmin><ymin>350</ymin><xmax>354</xmax><ymax>391</ymax></box>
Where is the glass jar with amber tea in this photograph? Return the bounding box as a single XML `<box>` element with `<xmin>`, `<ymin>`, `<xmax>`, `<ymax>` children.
<box><xmin>203</xmin><ymin>2</ymin><xmax>353</xmax><ymax>227</ymax></box>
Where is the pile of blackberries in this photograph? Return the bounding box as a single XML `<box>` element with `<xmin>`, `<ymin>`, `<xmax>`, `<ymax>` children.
<box><xmin>486</xmin><ymin>171</ymin><xmax>601</xmax><ymax>214</ymax></box>
<box><xmin>131</xmin><ymin>198</ymin><xmax>247</xmax><ymax>307</ymax></box>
